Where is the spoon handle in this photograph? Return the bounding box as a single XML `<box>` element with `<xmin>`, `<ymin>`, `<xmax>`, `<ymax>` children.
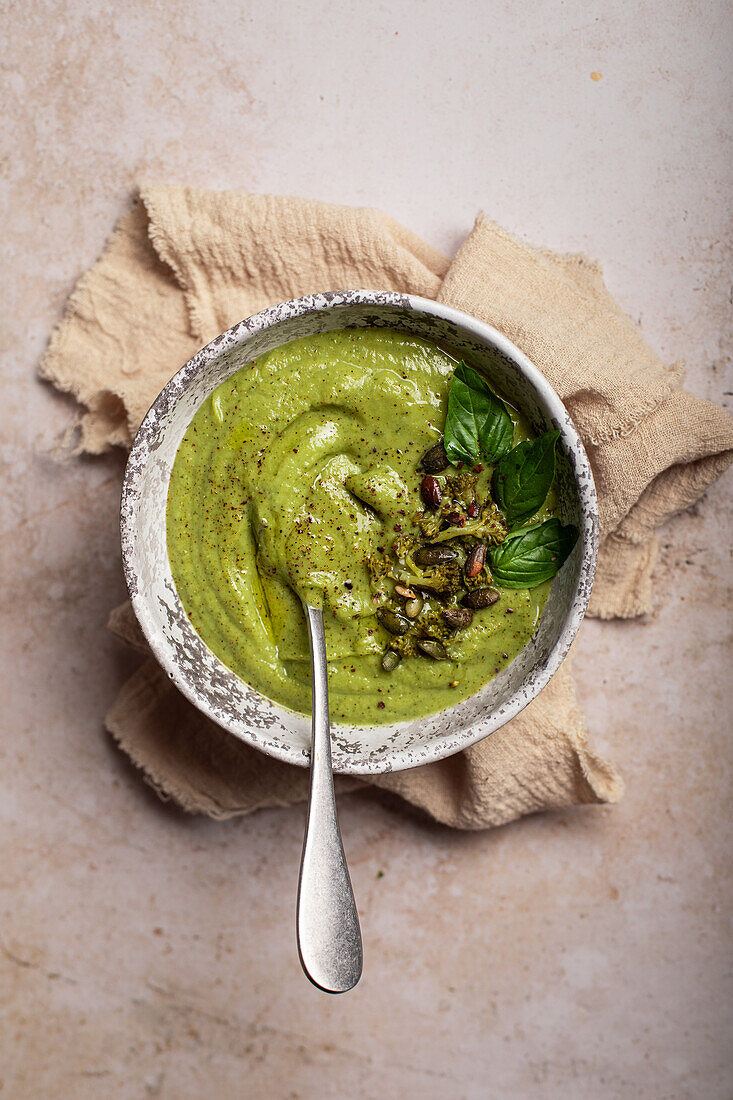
<box><xmin>297</xmin><ymin>605</ymin><xmax>363</xmax><ymax>993</ymax></box>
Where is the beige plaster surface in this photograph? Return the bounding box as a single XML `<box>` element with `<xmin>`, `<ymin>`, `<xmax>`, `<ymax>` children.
<box><xmin>1</xmin><ymin>2</ymin><xmax>732</xmax><ymax>1097</ymax></box>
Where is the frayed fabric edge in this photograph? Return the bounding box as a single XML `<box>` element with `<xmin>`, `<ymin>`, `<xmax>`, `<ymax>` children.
<box><xmin>139</xmin><ymin>184</ymin><xmax>210</xmax><ymax>344</ymax></box>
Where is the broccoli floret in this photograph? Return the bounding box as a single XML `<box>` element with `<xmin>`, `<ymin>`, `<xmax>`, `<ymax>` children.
<box><xmin>416</xmin><ymin>509</ymin><xmax>443</xmax><ymax>539</ymax></box>
<box><xmin>416</xmin><ymin>472</ymin><xmax>479</xmax><ymax>538</ymax></box>
<box><xmin>391</xmin><ymin>530</ymin><xmax>423</xmax><ymax>561</ymax></box>
<box><xmin>445</xmin><ymin>470</ymin><xmax>479</xmax><ymax>505</ymax></box>
<box><xmin>366</xmin><ymin>550</ymin><xmax>398</xmax><ymax>603</ymax></box>
<box><xmin>385</xmin><ymin>526</ymin><xmax>465</xmax><ymax>599</ymax></box>
<box><xmin>367</xmin><ymin>551</ymin><xmax>394</xmax><ymax>582</ymax></box>
<box><xmin>416</xmin><ymin>610</ymin><xmax>454</xmax><ymax>643</ymax></box>
<box><xmin>428</xmin><ymin>498</ymin><xmax>506</xmax><ymax>546</ymax></box>
<box><xmin>385</xmin><ymin>609</ymin><xmax>455</xmax><ymax>659</ymax></box>
<box><xmin>395</xmin><ymin>560</ymin><xmax>463</xmax><ymax>598</ymax></box>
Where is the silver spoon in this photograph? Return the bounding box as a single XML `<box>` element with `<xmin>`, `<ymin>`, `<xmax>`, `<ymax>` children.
<box><xmin>296</xmin><ymin>604</ymin><xmax>363</xmax><ymax>993</ymax></box>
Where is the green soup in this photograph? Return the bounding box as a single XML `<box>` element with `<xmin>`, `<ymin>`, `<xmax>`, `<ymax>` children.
<box><xmin>166</xmin><ymin>329</ymin><xmax>556</xmax><ymax>724</ymax></box>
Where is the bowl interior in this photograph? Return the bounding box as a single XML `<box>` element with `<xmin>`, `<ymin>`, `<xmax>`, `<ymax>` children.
<box><xmin>122</xmin><ymin>291</ymin><xmax>597</xmax><ymax>774</ymax></box>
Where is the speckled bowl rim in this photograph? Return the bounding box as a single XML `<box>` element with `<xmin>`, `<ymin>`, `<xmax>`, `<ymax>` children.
<box><xmin>121</xmin><ymin>290</ymin><xmax>598</xmax><ymax>775</ymax></box>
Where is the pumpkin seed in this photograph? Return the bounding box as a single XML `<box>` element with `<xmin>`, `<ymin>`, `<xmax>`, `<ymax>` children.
<box><xmin>419</xmin><ymin>440</ymin><xmax>449</xmax><ymax>473</ymax></box>
<box><xmin>404</xmin><ymin>596</ymin><xmax>424</xmax><ymax>619</ymax></box>
<box><xmin>464</xmin><ymin>543</ymin><xmax>487</xmax><ymax>578</ymax></box>
<box><xmin>381</xmin><ymin>649</ymin><xmax>401</xmax><ymax>672</ymax></box>
<box><xmin>414</xmin><ymin>544</ymin><xmax>458</xmax><ymax>566</ymax></box>
<box><xmin>461</xmin><ymin>586</ymin><xmax>500</xmax><ymax>610</ymax></box>
<box><xmin>376</xmin><ymin>607</ymin><xmax>411</xmax><ymax>635</ymax></box>
<box><xmin>442</xmin><ymin>607</ymin><xmax>473</xmax><ymax>630</ymax></box>
<box><xmin>420</xmin><ymin>475</ymin><xmax>442</xmax><ymax>509</ymax></box>
<box><xmin>416</xmin><ymin>638</ymin><xmax>449</xmax><ymax>660</ymax></box>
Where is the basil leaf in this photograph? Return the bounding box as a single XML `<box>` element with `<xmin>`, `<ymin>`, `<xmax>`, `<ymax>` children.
<box><xmin>493</xmin><ymin>430</ymin><xmax>561</xmax><ymax>527</ymax></box>
<box><xmin>444</xmin><ymin>362</ymin><xmax>514</xmax><ymax>465</ymax></box>
<box><xmin>488</xmin><ymin>518</ymin><xmax>579</xmax><ymax>588</ymax></box>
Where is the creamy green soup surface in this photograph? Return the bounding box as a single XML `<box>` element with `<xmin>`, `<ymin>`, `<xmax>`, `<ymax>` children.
<box><xmin>166</xmin><ymin>328</ymin><xmax>558</xmax><ymax>724</ymax></box>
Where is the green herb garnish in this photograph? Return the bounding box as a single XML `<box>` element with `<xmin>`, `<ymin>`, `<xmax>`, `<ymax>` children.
<box><xmin>492</xmin><ymin>430</ymin><xmax>561</xmax><ymax>528</ymax></box>
<box><xmin>443</xmin><ymin>362</ymin><xmax>514</xmax><ymax>465</ymax></box>
<box><xmin>374</xmin><ymin>364</ymin><xmax>575</xmax><ymax>670</ymax></box>
<box><xmin>488</xmin><ymin>518</ymin><xmax>579</xmax><ymax>588</ymax></box>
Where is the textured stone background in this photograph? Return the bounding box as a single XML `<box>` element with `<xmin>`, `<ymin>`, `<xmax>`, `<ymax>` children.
<box><xmin>1</xmin><ymin>2</ymin><xmax>731</xmax><ymax>1097</ymax></box>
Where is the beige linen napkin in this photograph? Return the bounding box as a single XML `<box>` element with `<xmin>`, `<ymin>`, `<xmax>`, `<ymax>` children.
<box><xmin>40</xmin><ymin>187</ymin><xmax>733</xmax><ymax>828</ymax></box>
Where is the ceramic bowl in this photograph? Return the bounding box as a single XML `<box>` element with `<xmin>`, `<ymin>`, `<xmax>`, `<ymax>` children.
<box><xmin>121</xmin><ymin>290</ymin><xmax>597</xmax><ymax>774</ymax></box>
